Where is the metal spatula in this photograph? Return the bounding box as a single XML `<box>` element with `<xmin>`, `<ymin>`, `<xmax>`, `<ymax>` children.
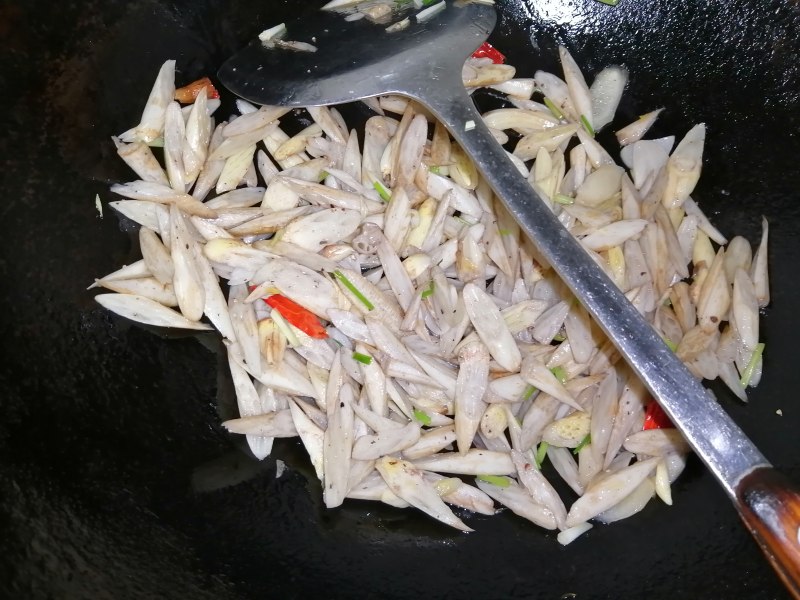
<box><xmin>219</xmin><ymin>2</ymin><xmax>800</xmax><ymax>594</ymax></box>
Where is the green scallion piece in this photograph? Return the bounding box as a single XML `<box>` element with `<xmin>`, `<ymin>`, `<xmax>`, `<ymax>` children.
<box><xmin>476</xmin><ymin>474</ymin><xmax>511</xmax><ymax>487</ymax></box>
<box><xmin>422</xmin><ymin>0</ymin><xmax>438</xmax><ymax>5</ymax></box>
<box><xmin>498</xmin><ymin>228</ymin><xmax>512</xmax><ymax>236</ymax></box>
<box><xmin>553</xmin><ymin>193</ymin><xmax>574</xmax><ymax>205</ymax></box>
<box><xmin>352</xmin><ymin>351</ymin><xmax>373</xmax><ymax>365</ymax></box>
<box><xmin>535</xmin><ymin>441</ymin><xmax>549</xmax><ymax>468</ymax></box>
<box><xmin>319</xmin><ymin>170</ymin><xmax>329</xmax><ymax>181</ymax></box>
<box><xmin>543</xmin><ymin>97</ymin><xmax>565</xmax><ymax>120</ymax></box>
<box><xmin>595</xmin><ymin>0</ymin><xmax>620</xmax><ymax>5</ymax></box>
<box><xmin>421</xmin><ymin>281</ymin><xmax>435</xmax><ymax>299</ymax></box>
<box><xmin>662</xmin><ymin>336</ymin><xmax>678</xmax><ymax>352</ymax></box>
<box><xmin>521</xmin><ymin>385</ymin><xmax>537</xmax><ymax>401</ymax></box>
<box><xmin>550</xmin><ymin>366</ymin><xmax>567</xmax><ymax>384</ymax></box>
<box><xmin>428</xmin><ymin>165</ymin><xmax>441</xmax><ymax>174</ymax></box>
<box><xmin>580</xmin><ymin>114</ymin><xmax>595</xmax><ymax>137</ymax></box>
<box><xmin>373</xmin><ymin>180</ymin><xmax>391</xmax><ymax>202</ymax></box>
<box><xmin>333</xmin><ymin>270</ymin><xmax>375</xmax><ymax>311</ymax></box>
<box><xmin>740</xmin><ymin>342</ymin><xmax>765</xmax><ymax>387</ymax></box>
<box><xmin>553</xmin><ymin>332</ymin><xmax>566</xmax><ymax>342</ymax></box>
<box><xmin>413</xmin><ymin>408</ymin><xmax>432</xmax><ymax>426</ymax></box>
<box><xmin>573</xmin><ymin>434</ymin><xmax>592</xmax><ymax>454</ymax></box>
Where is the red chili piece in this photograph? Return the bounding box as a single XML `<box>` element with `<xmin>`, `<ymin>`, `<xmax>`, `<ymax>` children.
<box><xmin>174</xmin><ymin>77</ymin><xmax>221</xmax><ymax>103</ymax></box>
<box><xmin>471</xmin><ymin>41</ymin><xmax>506</xmax><ymax>64</ymax></box>
<box><xmin>264</xmin><ymin>294</ymin><xmax>328</xmax><ymax>339</ymax></box>
<box><xmin>643</xmin><ymin>400</ymin><xmax>674</xmax><ymax>430</ymax></box>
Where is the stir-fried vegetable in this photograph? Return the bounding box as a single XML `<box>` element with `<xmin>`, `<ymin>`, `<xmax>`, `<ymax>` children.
<box><xmin>94</xmin><ymin>35</ymin><xmax>769</xmax><ymax>541</ymax></box>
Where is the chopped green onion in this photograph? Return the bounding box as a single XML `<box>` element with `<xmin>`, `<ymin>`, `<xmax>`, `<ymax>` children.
<box><xmin>352</xmin><ymin>351</ymin><xmax>373</xmax><ymax>365</ymax></box>
<box><xmin>421</xmin><ymin>280</ymin><xmax>435</xmax><ymax>299</ymax></box>
<box><xmin>421</xmin><ymin>0</ymin><xmax>438</xmax><ymax>5</ymax></box>
<box><xmin>476</xmin><ymin>474</ymin><xmax>511</xmax><ymax>487</ymax></box>
<box><xmin>573</xmin><ymin>434</ymin><xmax>592</xmax><ymax>454</ymax></box>
<box><xmin>148</xmin><ymin>137</ymin><xmax>165</xmax><ymax>148</ymax></box>
<box><xmin>550</xmin><ymin>366</ymin><xmax>567</xmax><ymax>384</ymax></box>
<box><xmin>498</xmin><ymin>228</ymin><xmax>512</xmax><ymax>236</ymax></box>
<box><xmin>521</xmin><ymin>384</ymin><xmax>537</xmax><ymax>401</ymax></box>
<box><xmin>553</xmin><ymin>193</ymin><xmax>574</xmax><ymax>205</ymax></box>
<box><xmin>740</xmin><ymin>342</ymin><xmax>765</xmax><ymax>387</ymax></box>
<box><xmin>373</xmin><ymin>180</ymin><xmax>391</xmax><ymax>202</ymax></box>
<box><xmin>270</xmin><ymin>309</ymin><xmax>300</xmax><ymax>347</ymax></box>
<box><xmin>543</xmin><ymin>97</ymin><xmax>565</xmax><ymax>120</ymax></box>
<box><xmin>553</xmin><ymin>332</ymin><xmax>566</xmax><ymax>342</ymax></box>
<box><xmin>428</xmin><ymin>165</ymin><xmax>441</xmax><ymax>174</ymax></box>
<box><xmin>413</xmin><ymin>408</ymin><xmax>432</xmax><ymax>426</ymax></box>
<box><xmin>595</xmin><ymin>0</ymin><xmax>620</xmax><ymax>5</ymax></box>
<box><xmin>580</xmin><ymin>114</ymin><xmax>595</xmax><ymax>137</ymax></box>
<box><xmin>662</xmin><ymin>336</ymin><xmax>678</xmax><ymax>352</ymax></box>
<box><xmin>318</xmin><ymin>170</ymin><xmax>329</xmax><ymax>181</ymax></box>
<box><xmin>535</xmin><ymin>441</ymin><xmax>549</xmax><ymax>468</ymax></box>
<box><xmin>333</xmin><ymin>270</ymin><xmax>375</xmax><ymax>311</ymax></box>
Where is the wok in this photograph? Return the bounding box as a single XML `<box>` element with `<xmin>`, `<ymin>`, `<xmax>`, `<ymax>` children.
<box><xmin>2</xmin><ymin>0</ymin><xmax>799</xmax><ymax>598</ymax></box>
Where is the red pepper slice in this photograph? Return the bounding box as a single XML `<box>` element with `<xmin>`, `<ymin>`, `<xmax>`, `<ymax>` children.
<box><xmin>264</xmin><ymin>294</ymin><xmax>328</xmax><ymax>339</ymax></box>
<box><xmin>643</xmin><ymin>400</ymin><xmax>674</xmax><ymax>430</ymax></box>
<box><xmin>174</xmin><ymin>77</ymin><xmax>221</xmax><ymax>103</ymax></box>
<box><xmin>471</xmin><ymin>41</ymin><xmax>505</xmax><ymax>64</ymax></box>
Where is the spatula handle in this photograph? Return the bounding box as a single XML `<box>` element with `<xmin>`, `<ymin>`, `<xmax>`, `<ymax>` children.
<box><xmin>736</xmin><ymin>467</ymin><xmax>800</xmax><ymax>598</ymax></box>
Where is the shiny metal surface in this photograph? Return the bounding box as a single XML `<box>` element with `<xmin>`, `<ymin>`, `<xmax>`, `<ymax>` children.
<box><xmin>220</xmin><ymin>2</ymin><xmax>769</xmax><ymax>496</ymax></box>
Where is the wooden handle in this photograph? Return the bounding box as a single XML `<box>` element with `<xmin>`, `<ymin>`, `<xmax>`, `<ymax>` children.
<box><xmin>735</xmin><ymin>467</ymin><xmax>800</xmax><ymax>598</ymax></box>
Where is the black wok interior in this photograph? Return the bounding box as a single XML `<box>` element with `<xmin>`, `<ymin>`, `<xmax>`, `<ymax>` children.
<box><xmin>2</xmin><ymin>0</ymin><xmax>799</xmax><ymax>597</ymax></box>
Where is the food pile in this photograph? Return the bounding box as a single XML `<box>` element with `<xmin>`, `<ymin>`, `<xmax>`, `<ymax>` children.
<box><xmin>93</xmin><ymin>31</ymin><xmax>769</xmax><ymax>542</ymax></box>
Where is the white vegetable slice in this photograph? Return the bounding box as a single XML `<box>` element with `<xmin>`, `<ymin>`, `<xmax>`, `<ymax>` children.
<box><xmin>169</xmin><ymin>205</ymin><xmax>205</xmax><ymax>322</ymax></box>
<box><xmin>110</xmin><ymin>181</ymin><xmax>217</xmax><ymax>219</ymax></box>
<box><xmin>589</xmin><ymin>66</ymin><xmax>628</xmax><ymax>131</ymax></box>
<box><xmin>476</xmin><ymin>479</ymin><xmax>558</xmax><ymax>530</ymax></box>
<box><xmin>662</xmin><ymin>124</ymin><xmax>705</xmax><ymax>209</ymax></box>
<box><xmin>559</xmin><ymin>46</ymin><xmax>593</xmax><ymax>129</ymax></box>
<box><xmin>113</xmin><ymin>138</ymin><xmax>169</xmax><ymax>185</ymax></box>
<box><xmin>131</xmin><ymin>59</ymin><xmax>175</xmax><ymax>144</ymax></box>
<box><xmin>138</xmin><ymin>227</ymin><xmax>173</xmax><ymax>286</ymax></box>
<box><xmin>462</xmin><ymin>283</ymin><xmax>521</xmax><ymax>372</ymax></box>
<box><xmin>750</xmin><ymin>217</ymin><xmax>770</xmax><ymax>308</ymax></box>
<box><xmin>94</xmin><ymin>293</ymin><xmax>212</xmax><ymax>330</ymax></box>
<box><xmin>223</xmin><ymin>410</ymin><xmax>297</xmax><ymax>437</ymax></box>
<box><xmin>163</xmin><ymin>101</ymin><xmax>186</xmax><ymax>192</ymax></box>
<box><xmin>512</xmin><ymin>450</ymin><xmax>568</xmax><ymax>529</ymax></box>
<box><xmin>289</xmin><ymin>400</ymin><xmax>325</xmax><ymax>480</ymax></box>
<box><xmin>615</xmin><ymin>108</ymin><xmax>663</xmax><ymax>146</ymax></box>
<box><xmin>376</xmin><ymin>456</ymin><xmax>473</xmax><ymax>531</ymax></box>
<box><xmin>594</xmin><ymin>478</ymin><xmax>655</xmax><ymax>523</ymax></box>
<box><xmin>411</xmin><ymin>450</ymin><xmax>515</xmax><ymax>475</ymax></box>
<box><xmin>352</xmin><ymin>422</ymin><xmax>421</xmax><ymax>460</ymax></box>
<box><xmin>565</xmin><ymin>457</ymin><xmax>659</xmax><ymax>527</ymax></box>
<box><xmin>96</xmin><ymin>277</ymin><xmax>176</xmax><ymax>307</ymax></box>
<box><xmin>520</xmin><ymin>355</ymin><xmax>581</xmax><ymax>410</ymax></box>
<box><xmin>323</xmin><ymin>382</ymin><xmax>355</xmax><ymax>508</ymax></box>
<box><xmin>557</xmin><ymin>522</ymin><xmax>593</xmax><ymax>545</ymax></box>
<box><xmin>280</xmin><ymin>208</ymin><xmax>362</xmax><ymax>252</ymax></box>
<box><xmin>455</xmin><ymin>341</ymin><xmax>490</xmax><ymax>453</ymax></box>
